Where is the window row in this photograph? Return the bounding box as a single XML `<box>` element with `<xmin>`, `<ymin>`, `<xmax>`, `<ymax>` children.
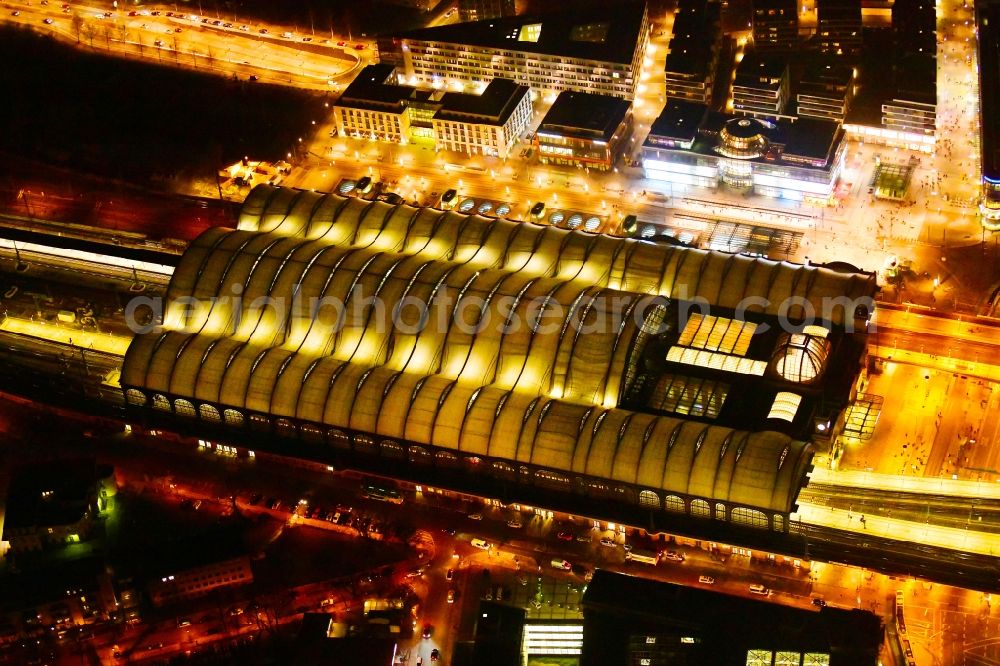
<box><xmin>127</xmin><ymin>390</ymin><xmax>788</xmax><ymax>531</ymax></box>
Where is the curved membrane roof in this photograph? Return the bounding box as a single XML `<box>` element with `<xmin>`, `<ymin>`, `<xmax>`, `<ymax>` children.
<box><xmin>123</xmin><ymin>224</ymin><xmax>815</xmax><ymax>514</ymax></box>
<box><xmin>237</xmin><ymin>185</ymin><xmax>876</xmax><ymax>328</ymax></box>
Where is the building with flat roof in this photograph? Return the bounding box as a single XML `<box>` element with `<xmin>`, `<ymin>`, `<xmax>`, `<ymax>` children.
<box><xmin>731</xmin><ymin>54</ymin><xmax>790</xmax><ymax>118</ymax></box>
<box><xmin>752</xmin><ymin>0</ymin><xmax>798</xmax><ymax>51</ymax></box>
<box><xmin>664</xmin><ymin>0</ymin><xmax>723</xmax><ymax>104</ymax></box>
<box><xmin>881</xmin><ymin>54</ymin><xmax>936</xmax><ymax>138</ymax></box>
<box><xmin>458</xmin><ymin>0</ymin><xmax>515</xmax><ymax>23</ymax></box>
<box><xmin>2</xmin><ymin>459</ymin><xmax>115</xmax><ymax>552</ymax></box>
<box><xmin>121</xmin><ymin>184</ymin><xmax>875</xmax><ymax>549</ymax></box>
<box><xmin>147</xmin><ymin>556</ymin><xmax>254</xmax><ymax>607</ymax></box>
<box><xmin>534</xmin><ymin>91</ymin><xmax>633</xmax><ymax>171</ymax></box>
<box><xmin>796</xmin><ymin>61</ymin><xmax>856</xmax><ymax>122</ymax></box>
<box><xmin>432</xmin><ymin>78</ymin><xmax>532</xmax><ymax>158</ymax></box>
<box><xmin>976</xmin><ymin>1</ymin><xmax>1000</xmax><ymax>227</ymax></box>
<box><xmin>334</xmin><ymin>65</ymin><xmax>532</xmax><ymax>158</ymax></box>
<box><xmin>817</xmin><ymin>0</ymin><xmax>862</xmax><ymax>55</ymax></box>
<box><xmin>643</xmin><ymin>100</ymin><xmax>848</xmax><ymax>202</ymax></box>
<box><xmin>378</xmin><ymin>2</ymin><xmax>650</xmax><ymax>99</ymax></box>
<box><xmin>581</xmin><ymin>570</ymin><xmax>883</xmax><ymax>666</ymax></box>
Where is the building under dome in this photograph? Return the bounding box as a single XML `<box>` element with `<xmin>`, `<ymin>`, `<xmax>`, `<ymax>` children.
<box><xmin>121</xmin><ymin>185</ymin><xmax>876</xmax><ymax>540</ymax></box>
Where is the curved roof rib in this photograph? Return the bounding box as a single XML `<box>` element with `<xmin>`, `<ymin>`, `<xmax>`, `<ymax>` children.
<box><xmin>124</xmin><ymin>227</ymin><xmax>814</xmax><ymax>515</ymax></box>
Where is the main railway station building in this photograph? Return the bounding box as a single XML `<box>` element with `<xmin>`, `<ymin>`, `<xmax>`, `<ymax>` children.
<box><xmin>122</xmin><ymin>185</ymin><xmax>876</xmax><ymax>542</ymax></box>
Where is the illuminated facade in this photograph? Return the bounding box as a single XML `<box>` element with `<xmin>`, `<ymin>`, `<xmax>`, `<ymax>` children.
<box><xmin>334</xmin><ymin>65</ymin><xmax>532</xmax><ymax>158</ymax></box>
<box><xmin>122</xmin><ymin>186</ymin><xmax>876</xmax><ymax>538</ymax></box>
<box><xmin>534</xmin><ymin>91</ymin><xmax>633</xmax><ymax>171</ymax></box>
<box><xmin>751</xmin><ymin>0</ymin><xmax>798</xmax><ymax>52</ymax></box>
<box><xmin>642</xmin><ymin>101</ymin><xmax>848</xmax><ymax>202</ymax></box>
<box><xmin>732</xmin><ymin>54</ymin><xmax>790</xmax><ymax>119</ymax></box>
<box><xmin>379</xmin><ymin>2</ymin><xmax>650</xmax><ymax>99</ymax></box>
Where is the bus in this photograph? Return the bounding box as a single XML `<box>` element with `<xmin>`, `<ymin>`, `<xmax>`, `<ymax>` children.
<box><xmin>361</xmin><ymin>482</ymin><xmax>404</xmax><ymax>505</ymax></box>
<box><xmin>625</xmin><ymin>548</ymin><xmax>660</xmax><ymax>565</ymax></box>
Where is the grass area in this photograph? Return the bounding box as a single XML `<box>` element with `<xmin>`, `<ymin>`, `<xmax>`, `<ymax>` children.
<box><xmin>0</xmin><ymin>26</ymin><xmax>328</xmax><ymax>183</ymax></box>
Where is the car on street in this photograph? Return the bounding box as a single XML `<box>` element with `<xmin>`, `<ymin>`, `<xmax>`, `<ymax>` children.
<box><xmin>442</xmin><ymin>527</ymin><xmax>456</xmax><ymax>536</ymax></box>
<box><xmin>223</xmin><ymin>22</ymin><xmax>232</xmax><ymax>27</ymax></box>
<box><xmin>698</xmin><ymin>575</ymin><xmax>715</xmax><ymax>584</ymax></box>
<box><xmin>551</xmin><ymin>558</ymin><xmax>572</xmax><ymax>571</ymax></box>
<box><xmin>471</xmin><ymin>538</ymin><xmax>490</xmax><ymax>550</ymax></box>
<box><xmin>336</xmin><ymin>40</ymin><xmax>346</xmax><ymax>46</ymax></box>
<box><xmin>749</xmin><ymin>584</ymin><xmax>770</xmax><ymax>596</ymax></box>
<box><xmin>446</xmin><ymin>568</ymin><xmax>454</xmax><ymax>581</ymax></box>
<box><xmin>354</xmin><ymin>43</ymin><xmax>365</xmax><ymax>49</ymax></box>
<box><xmin>11</xmin><ymin>11</ymin><xmax>19</xmax><ymax>16</ymax></box>
<box><xmin>249</xmin><ymin>74</ymin><xmax>259</xmax><ymax>81</ymax></box>
<box><xmin>447</xmin><ymin>589</ymin><xmax>455</xmax><ymax>603</ymax></box>
<box><xmin>175</xmin><ymin>27</ymin><xmax>183</xmax><ymax>32</ymax></box>
<box><xmin>468</xmin><ymin>512</ymin><xmax>483</xmax><ymax>520</ymax></box>
<box><xmin>811</xmin><ymin>597</ymin><xmax>827</xmax><ymax>607</ymax></box>
<box><xmin>431</xmin><ymin>648</ymin><xmax>440</xmax><ymax>661</ymax></box>
<box><xmin>516</xmin><ymin>572</ymin><xmax>528</xmax><ymax>585</ymax></box>
<box><xmin>259</xmin><ymin>28</ymin><xmax>268</xmax><ymax>34</ymax></box>
<box><xmin>556</xmin><ymin>531</ymin><xmax>574</xmax><ymax>541</ymax></box>
<box><xmin>599</xmin><ymin>537</ymin><xmax>617</xmax><ymax>547</ymax></box>
<box><xmin>575</xmin><ymin>533</ymin><xmax>591</xmax><ymax>543</ymax></box>
<box><xmin>303</xmin><ymin>36</ymin><xmax>312</xmax><ymax>41</ymax></box>
<box><xmin>422</xmin><ymin>624</ymin><xmax>432</xmax><ymax>639</ymax></box>
<box><xmin>663</xmin><ymin>550</ymin><xmax>685</xmax><ymax>562</ymax></box>
<box><xmin>43</xmin><ymin>18</ymin><xmax>53</xmax><ymax>24</ymax></box>
<box><xmin>507</xmin><ymin>517</ymin><xmax>522</xmax><ymax>529</ymax></box>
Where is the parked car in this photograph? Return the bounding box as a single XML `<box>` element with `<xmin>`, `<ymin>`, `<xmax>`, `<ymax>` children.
<box><xmin>556</xmin><ymin>531</ymin><xmax>574</xmax><ymax>541</ymax></box>
<box><xmin>446</xmin><ymin>589</ymin><xmax>455</xmax><ymax>604</ymax></box>
<box><xmin>811</xmin><ymin>597</ymin><xmax>827</xmax><ymax>607</ymax></box>
<box><xmin>506</xmin><ymin>517</ymin><xmax>523</xmax><ymax>529</ymax></box>
<box><xmin>749</xmin><ymin>584</ymin><xmax>770</xmax><ymax>596</ymax></box>
<box><xmin>468</xmin><ymin>512</ymin><xmax>483</xmax><ymax>521</ymax></box>
<box><xmin>446</xmin><ymin>569</ymin><xmax>454</xmax><ymax>581</ymax></box>
<box><xmin>575</xmin><ymin>533</ymin><xmax>591</xmax><ymax>543</ymax></box>
<box><xmin>599</xmin><ymin>538</ymin><xmax>617</xmax><ymax>547</ymax></box>
<box><xmin>663</xmin><ymin>550</ymin><xmax>685</xmax><ymax>562</ymax></box>
<box><xmin>698</xmin><ymin>575</ymin><xmax>715</xmax><ymax>585</ymax></box>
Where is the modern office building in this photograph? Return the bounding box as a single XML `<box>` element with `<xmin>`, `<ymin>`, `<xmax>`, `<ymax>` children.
<box><xmin>796</xmin><ymin>61</ymin><xmax>856</xmax><ymax>122</ymax></box>
<box><xmin>732</xmin><ymin>53</ymin><xmax>790</xmax><ymax>118</ymax></box>
<box><xmin>377</xmin><ymin>2</ymin><xmax>651</xmax><ymax>99</ymax></box>
<box><xmin>816</xmin><ymin>0</ymin><xmax>862</xmax><ymax>55</ymax></box>
<box><xmin>643</xmin><ymin>99</ymin><xmax>848</xmax><ymax>202</ymax></box>
<box><xmin>664</xmin><ymin>0</ymin><xmax>723</xmax><ymax>104</ymax></box>
<box><xmin>751</xmin><ymin>0</ymin><xmax>799</xmax><ymax>51</ymax></box>
<box><xmin>458</xmin><ymin>0</ymin><xmax>515</xmax><ymax>23</ymax></box>
<box><xmin>881</xmin><ymin>55</ymin><xmax>936</xmax><ymax>138</ymax></box>
<box><xmin>581</xmin><ymin>570</ymin><xmax>882</xmax><ymax>666</ymax></box>
<box><xmin>334</xmin><ymin>65</ymin><xmax>532</xmax><ymax>158</ymax></box>
<box><xmin>976</xmin><ymin>1</ymin><xmax>1000</xmax><ymax>227</ymax></box>
<box><xmin>534</xmin><ymin>91</ymin><xmax>633</xmax><ymax>171</ymax></box>
<box><xmin>121</xmin><ymin>185</ymin><xmax>875</xmax><ymax>546</ymax></box>
<box><xmin>431</xmin><ymin>78</ymin><xmax>533</xmax><ymax>158</ymax></box>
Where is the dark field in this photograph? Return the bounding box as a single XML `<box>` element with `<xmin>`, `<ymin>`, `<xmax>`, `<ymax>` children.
<box><xmin>0</xmin><ymin>26</ymin><xmax>329</xmax><ymax>182</ymax></box>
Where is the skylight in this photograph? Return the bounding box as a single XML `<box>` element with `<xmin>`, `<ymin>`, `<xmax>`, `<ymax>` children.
<box><xmin>570</xmin><ymin>22</ymin><xmax>609</xmax><ymax>43</ymax></box>
<box><xmin>518</xmin><ymin>23</ymin><xmax>542</xmax><ymax>42</ymax></box>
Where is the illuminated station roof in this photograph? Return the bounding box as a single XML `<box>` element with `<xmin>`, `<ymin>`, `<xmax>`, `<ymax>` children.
<box><xmin>122</xmin><ymin>186</ymin><xmax>875</xmax><ymax>518</ymax></box>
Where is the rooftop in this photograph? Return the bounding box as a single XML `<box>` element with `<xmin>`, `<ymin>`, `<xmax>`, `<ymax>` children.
<box><xmin>977</xmin><ymin>1</ymin><xmax>1000</xmax><ymax>179</ymax></box>
<box><xmin>2</xmin><ymin>459</ymin><xmax>102</xmax><ymax>532</ymax></box>
<box><xmin>734</xmin><ymin>53</ymin><xmax>788</xmax><ymax>89</ymax></box>
<box><xmin>780</xmin><ymin>117</ymin><xmax>842</xmax><ymax>161</ymax></box>
<box><xmin>338</xmin><ymin>64</ymin><xmax>419</xmax><ymax>112</ymax></box>
<box><xmin>646</xmin><ymin>99</ymin><xmax>708</xmax><ymax>145</ymax></box>
<box><xmin>665</xmin><ymin>39</ymin><xmax>713</xmax><ymax>78</ymax></box>
<box><xmin>799</xmin><ymin>61</ymin><xmax>855</xmax><ymax>92</ymax></box>
<box><xmin>434</xmin><ymin>78</ymin><xmax>530</xmax><ymax>124</ymax></box>
<box><xmin>394</xmin><ymin>1</ymin><xmax>648</xmax><ymax>65</ymax></box>
<box><xmin>536</xmin><ymin>91</ymin><xmax>632</xmax><ymax>141</ymax></box>
<box><xmin>893</xmin><ymin>53</ymin><xmax>937</xmax><ymax>104</ymax></box>
<box><xmin>581</xmin><ymin>570</ymin><xmax>883</xmax><ymax>666</ymax></box>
